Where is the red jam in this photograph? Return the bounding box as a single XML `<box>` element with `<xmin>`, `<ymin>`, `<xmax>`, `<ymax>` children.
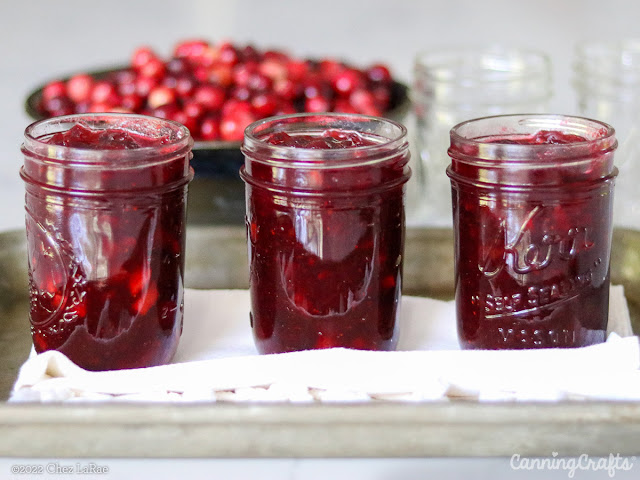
<box><xmin>448</xmin><ymin>117</ymin><xmax>617</xmax><ymax>350</ymax></box>
<box><xmin>22</xmin><ymin>114</ymin><xmax>192</xmax><ymax>370</ymax></box>
<box><xmin>46</xmin><ymin>123</ymin><xmax>170</xmax><ymax>149</ymax></box>
<box><xmin>241</xmin><ymin>114</ymin><xmax>410</xmax><ymax>354</ymax></box>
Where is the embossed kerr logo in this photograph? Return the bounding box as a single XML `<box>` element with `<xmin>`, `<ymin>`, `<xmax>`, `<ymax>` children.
<box><xmin>479</xmin><ymin>206</ymin><xmax>594</xmax><ymax>278</ymax></box>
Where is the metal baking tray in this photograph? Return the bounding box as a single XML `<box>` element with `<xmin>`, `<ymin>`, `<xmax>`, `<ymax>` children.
<box><xmin>1</xmin><ymin>217</ymin><xmax>640</xmax><ymax>458</ymax></box>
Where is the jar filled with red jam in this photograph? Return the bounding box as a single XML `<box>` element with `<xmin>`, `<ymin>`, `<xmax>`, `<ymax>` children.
<box><xmin>21</xmin><ymin>113</ymin><xmax>193</xmax><ymax>370</ymax></box>
<box><xmin>447</xmin><ymin>114</ymin><xmax>617</xmax><ymax>349</ymax></box>
<box><xmin>241</xmin><ymin>113</ymin><xmax>411</xmax><ymax>354</ymax></box>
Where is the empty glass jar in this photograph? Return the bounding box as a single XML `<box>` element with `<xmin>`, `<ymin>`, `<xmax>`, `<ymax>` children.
<box><xmin>573</xmin><ymin>40</ymin><xmax>640</xmax><ymax>228</ymax></box>
<box><xmin>410</xmin><ymin>47</ymin><xmax>552</xmax><ymax>226</ymax></box>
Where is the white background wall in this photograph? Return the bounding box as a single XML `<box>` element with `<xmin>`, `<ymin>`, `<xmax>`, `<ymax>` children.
<box><xmin>2</xmin><ymin>1</ymin><xmax>640</xmax><ymax>478</ymax></box>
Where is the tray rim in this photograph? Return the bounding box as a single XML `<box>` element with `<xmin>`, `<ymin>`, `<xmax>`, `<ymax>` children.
<box><xmin>2</xmin><ymin>400</ymin><xmax>640</xmax><ymax>458</ymax></box>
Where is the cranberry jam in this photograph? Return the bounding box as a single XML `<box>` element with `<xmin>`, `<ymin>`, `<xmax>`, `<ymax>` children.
<box><xmin>21</xmin><ymin>113</ymin><xmax>193</xmax><ymax>370</ymax></box>
<box><xmin>241</xmin><ymin>114</ymin><xmax>411</xmax><ymax>354</ymax></box>
<box><xmin>447</xmin><ymin>114</ymin><xmax>617</xmax><ymax>349</ymax></box>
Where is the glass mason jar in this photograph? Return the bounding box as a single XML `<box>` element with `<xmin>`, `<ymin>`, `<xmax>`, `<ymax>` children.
<box><xmin>410</xmin><ymin>47</ymin><xmax>552</xmax><ymax>226</ymax></box>
<box><xmin>447</xmin><ymin>114</ymin><xmax>617</xmax><ymax>349</ymax></box>
<box><xmin>241</xmin><ymin>113</ymin><xmax>411</xmax><ymax>354</ymax></box>
<box><xmin>573</xmin><ymin>40</ymin><xmax>640</xmax><ymax>228</ymax></box>
<box><xmin>21</xmin><ymin>113</ymin><xmax>194</xmax><ymax>370</ymax></box>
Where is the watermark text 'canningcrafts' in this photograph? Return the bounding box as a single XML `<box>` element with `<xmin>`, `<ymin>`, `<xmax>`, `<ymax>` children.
<box><xmin>510</xmin><ymin>453</ymin><xmax>634</xmax><ymax>478</ymax></box>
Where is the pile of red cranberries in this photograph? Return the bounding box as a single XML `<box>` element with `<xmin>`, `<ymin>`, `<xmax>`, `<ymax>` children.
<box><xmin>37</xmin><ymin>40</ymin><xmax>397</xmax><ymax>142</ymax></box>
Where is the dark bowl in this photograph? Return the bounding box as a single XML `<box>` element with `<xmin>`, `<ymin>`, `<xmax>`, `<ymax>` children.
<box><xmin>24</xmin><ymin>66</ymin><xmax>410</xmax><ymax>180</ymax></box>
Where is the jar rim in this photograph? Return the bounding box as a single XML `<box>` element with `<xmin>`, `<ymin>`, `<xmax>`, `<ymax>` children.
<box><xmin>414</xmin><ymin>46</ymin><xmax>551</xmax><ymax>82</ymax></box>
<box><xmin>241</xmin><ymin>112</ymin><xmax>408</xmax><ymax>166</ymax></box>
<box><xmin>449</xmin><ymin>113</ymin><xmax>616</xmax><ymax>160</ymax></box>
<box><xmin>23</xmin><ymin>113</ymin><xmax>192</xmax><ymax>165</ymax></box>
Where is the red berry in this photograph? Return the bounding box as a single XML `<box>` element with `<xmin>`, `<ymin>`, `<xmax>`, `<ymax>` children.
<box><xmin>66</xmin><ymin>74</ymin><xmax>94</xmax><ymax>103</ymax></box>
<box><xmin>135</xmin><ymin>75</ymin><xmax>159</xmax><ymax>97</ymax></box>
<box><xmin>131</xmin><ymin>46</ymin><xmax>159</xmax><ymax>71</ymax></box>
<box><xmin>305</xmin><ymin>96</ymin><xmax>331</xmax><ymax>113</ymax></box>
<box><xmin>199</xmin><ymin>114</ymin><xmax>221</xmax><ymax>141</ymax></box>
<box><xmin>366</xmin><ymin>64</ymin><xmax>392</xmax><ymax>84</ymax></box>
<box><xmin>207</xmin><ymin>63</ymin><xmax>233</xmax><ymax>87</ymax></box>
<box><xmin>42</xmin><ymin>96</ymin><xmax>75</xmax><ymax>115</ymax></box>
<box><xmin>286</xmin><ymin>60</ymin><xmax>309</xmax><ymax>82</ymax></box>
<box><xmin>139</xmin><ymin>57</ymin><xmax>165</xmax><ymax>79</ymax></box>
<box><xmin>183</xmin><ymin>100</ymin><xmax>205</xmax><ymax>120</ymax></box>
<box><xmin>217</xmin><ymin>42</ymin><xmax>239</xmax><ymax>66</ymax></box>
<box><xmin>170</xmin><ymin>109</ymin><xmax>198</xmax><ymax>134</ymax></box>
<box><xmin>247</xmin><ymin>72</ymin><xmax>272</xmax><ymax>92</ymax></box>
<box><xmin>90</xmin><ymin>81</ymin><xmax>119</xmax><ymax>106</ymax></box>
<box><xmin>42</xmin><ymin>81</ymin><xmax>67</xmax><ymax>102</ymax></box>
<box><xmin>230</xmin><ymin>85</ymin><xmax>251</xmax><ymax>102</ymax></box>
<box><xmin>251</xmin><ymin>92</ymin><xmax>278</xmax><ymax>117</ymax></box>
<box><xmin>332</xmin><ymin>69</ymin><xmax>364</xmax><ymax>96</ymax></box>
<box><xmin>175</xmin><ymin>76</ymin><xmax>196</xmax><ymax>97</ymax></box>
<box><xmin>232</xmin><ymin>62</ymin><xmax>257</xmax><ymax>87</ymax></box>
<box><xmin>193</xmin><ymin>84</ymin><xmax>226</xmax><ymax>111</ymax></box>
<box><xmin>273</xmin><ymin>78</ymin><xmax>299</xmax><ymax>101</ymax></box>
<box><xmin>220</xmin><ymin>102</ymin><xmax>257</xmax><ymax>141</ymax></box>
<box><xmin>147</xmin><ymin>85</ymin><xmax>177</xmax><ymax>109</ymax></box>
<box><xmin>173</xmin><ymin>39</ymin><xmax>211</xmax><ymax>62</ymax></box>
<box><xmin>151</xmin><ymin>103</ymin><xmax>180</xmax><ymax>120</ymax></box>
<box><xmin>258</xmin><ymin>58</ymin><xmax>288</xmax><ymax>82</ymax></box>
<box><xmin>349</xmin><ymin>88</ymin><xmax>382</xmax><ymax>116</ymax></box>
<box><xmin>121</xmin><ymin>94</ymin><xmax>143</xmax><ymax>111</ymax></box>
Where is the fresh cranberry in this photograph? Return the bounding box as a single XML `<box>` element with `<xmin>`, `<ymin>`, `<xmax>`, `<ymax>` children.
<box><xmin>134</xmin><ymin>75</ymin><xmax>159</xmax><ymax>97</ymax></box>
<box><xmin>183</xmin><ymin>99</ymin><xmax>205</xmax><ymax>120</ymax></box>
<box><xmin>193</xmin><ymin>83</ymin><xmax>226</xmax><ymax>111</ymax></box>
<box><xmin>247</xmin><ymin>72</ymin><xmax>273</xmax><ymax>92</ymax></box>
<box><xmin>251</xmin><ymin>92</ymin><xmax>278</xmax><ymax>117</ymax></box>
<box><xmin>170</xmin><ymin>109</ymin><xmax>198</xmax><ymax>135</ymax></box>
<box><xmin>275</xmin><ymin>101</ymin><xmax>297</xmax><ymax>115</ymax></box>
<box><xmin>42</xmin><ymin>96</ymin><xmax>75</xmax><ymax>116</ymax></box>
<box><xmin>139</xmin><ymin>57</ymin><xmax>166</xmax><ymax>79</ymax></box>
<box><xmin>286</xmin><ymin>59</ymin><xmax>310</xmax><ymax>82</ymax></box>
<box><xmin>166</xmin><ymin>57</ymin><xmax>191</xmax><ymax>76</ymax></box>
<box><xmin>173</xmin><ymin>39</ymin><xmax>212</xmax><ymax>63</ymax></box>
<box><xmin>207</xmin><ymin>63</ymin><xmax>234</xmax><ymax>87</ymax></box>
<box><xmin>66</xmin><ymin>74</ymin><xmax>94</xmax><ymax>103</ymax></box>
<box><xmin>240</xmin><ymin>45</ymin><xmax>261</xmax><ymax>63</ymax></box>
<box><xmin>220</xmin><ymin>102</ymin><xmax>257</xmax><ymax>141</ymax></box>
<box><xmin>131</xmin><ymin>47</ymin><xmax>159</xmax><ymax>71</ymax></box>
<box><xmin>35</xmin><ymin>39</ymin><xmax>397</xmax><ymax>142</ymax></box>
<box><xmin>90</xmin><ymin>81</ymin><xmax>119</xmax><ymax>106</ymax></box>
<box><xmin>349</xmin><ymin>89</ymin><xmax>382</xmax><ymax>116</ymax></box>
<box><xmin>120</xmin><ymin>94</ymin><xmax>144</xmax><ymax>112</ymax></box>
<box><xmin>42</xmin><ymin>81</ymin><xmax>67</xmax><ymax>102</ymax></box>
<box><xmin>258</xmin><ymin>58</ymin><xmax>288</xmax><ymax>82</ymax></box>
<box><xmin>175</xmin><ymin>76</ymin><xmax>196</xmax><ymax>97</ymax></box>
<box><xmin>305</xmin><ymin>96</ymin><xmax>332</xmax><ymax>113</ymax></box>
<box><xmin>147</xmin><ymin>85</ymin><xmax>177</xmax><ymax>109</ymax></box>
<box><xmin>199</xmin><ymin>114</ymin><xmax>221</xmax><ymax>141</ymax></box>
<box><xmin>332</xmin><ymin>69</ymin><xmax>364</xmax><ymax>96</ymax></box>
<box><xmin>230</xmin><ymin>85</ymin><xmax>251</xmax><ymax>102</ymax></box>
<box><xmin>232</xmin><ymin>62</ymin><xmax>258</xmax><ymax>87</ymax></box>
<box><xmin>217</xmin><ymin>42</ymin><xmax>240</xmax><ymax>65</ymax></box>
<box><xmin>273</xmin><ymin>78</ymin><xmax>299</xmax><ymax>100</ymax></box>
<box><xmin>366</xmin><ymin>64</ymin><xmax>392</xmax><ymax>84</ymax></box>
<box><xmin>151</xmin><ymin>103</ymin><xmax>180</xmax><ymax>120</ymax></box>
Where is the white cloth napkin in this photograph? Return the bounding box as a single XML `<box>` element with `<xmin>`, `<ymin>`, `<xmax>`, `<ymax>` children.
<box><xmin>10</xmin><ymin>286</ymin><xmax>640</xmax><ymax>403</ymax></box>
